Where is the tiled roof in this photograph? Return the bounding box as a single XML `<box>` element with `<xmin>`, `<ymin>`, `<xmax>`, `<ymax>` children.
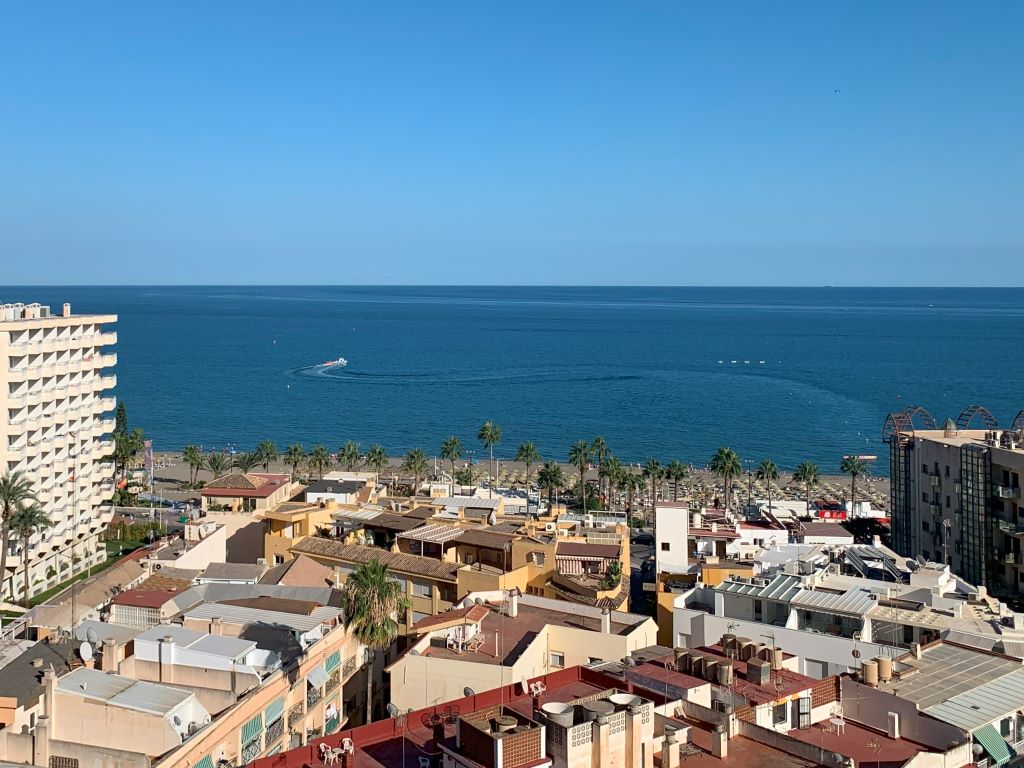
<box><xmin>291</xmin><ymin>538</ymin><xmax>463</xmax><ymax>582</ymax></box>
<box><xmin>206</xmin><ymin>472</ymin><xmax>271</xmax><ymax>490</ymax></box>
<box><xmin>111</xmin><ymin>589</ymin><xmax>181</xmax><ymax>609</ymax></box>
<box><xmin>138</xmin><ymin>572</ymin><xmax>196</xmax><ymax>592</ymax></box>
<box><xmin>259</xmin><ymin>555</ymin><xmax>334</xmax><ymax>587</ymax></box>
<box><xmin>200</xmin><ymin>562</ymin><xmax>267</xmax><ymax>581</ymax></box>
<box><xmin>799</xmin><ymin>522</ymin><xmax>853</xmax><ymax>538</ymax></box>
<box><xmin>556</xmin><ymin>541</ymin><xmax>620</xmax><ymax>559</ymax></box>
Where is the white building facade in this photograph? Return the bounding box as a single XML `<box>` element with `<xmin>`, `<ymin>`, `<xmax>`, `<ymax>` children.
<box><xmin>0</xmin><ymin>301</ymin><xmax>117</xmax><ymax>601</ymax></box>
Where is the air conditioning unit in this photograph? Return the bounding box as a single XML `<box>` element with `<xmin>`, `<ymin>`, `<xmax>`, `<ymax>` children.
<box><xmin>544</xmin><ymin>522</ymin><xmax>556</xmax><ymax>532</ymax></box>
<box><xmin>256</xmin><ymin>557</ymin><xmax>267</xmax><ymax>565</ymax></box>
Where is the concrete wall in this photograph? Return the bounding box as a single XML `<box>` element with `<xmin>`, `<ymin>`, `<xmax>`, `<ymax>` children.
<box><xmin>52</xmin><ymin>693</ymin><xmax>184</xmax><ymax>756</ymax></box>
<box><xmin>654</xmin><ymin>504</ymin><xmax>689</xmax><ymax>576</ymax></box>
<box><xmin>838</xmin><ymin>678</ymin><xmax>966</xmax><ymax>753</ymax></box>
<box><xmin>202</xmin><ymin>512</ymin><xmax>266</xmax><ymax>563</ymax></box>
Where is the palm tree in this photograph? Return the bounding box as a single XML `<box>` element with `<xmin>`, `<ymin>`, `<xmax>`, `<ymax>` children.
<box><xmin>10</xmin><ymin>502</ymin><xmax>52</xmax><ymax>607</ymax></box>
<box><xmin>308</xmin><ymin>445</ymin><xmax>332</xmax><ymax>479</ymax></box>
<box><xmin>338</xmin><ymin>560</ymin><xmax>412</xmax><ymax>722</ymax></box>
<box><xmin>840</xmin><ymin>455</ymin><xmax>869</xmax><ymax>514</ymax></box>
<box><xmin>0</xmin><ymin>472</ymin><xmax>36</xmax><ymax>602</ymax></box>
<box><xmin>642</xmin><ymin>459</ymin><xmax>663</xmax><ymax>508</ymax></box>
<box><xmin>204</xmin><ymin>452</ymin><xmax>231</xmax><ymax>481</ymax></box>
<box><xmin>537</xmin><ymin>462</ymin><xmax>566</xmax><ymax>509</ymax></box>
<box><xmin>440</xmin><ymin>436</ymin><xmax>463</xmax><ymax>485</ymax></box>
<box><xmin>233</xmin><ymin>452</ymin><xmax>260</xmax><ymax>474</ymax></box>
<box><xmin>568</xmin><ymin>440</ymin><xmax>593</xmax><ymax>509</ymax></box>
<box><xmin>338</xmin><ymin>441</ymin><xmax>361</xmax><ymax>472</ymax></box>
<box><xmin>113</xmin><ymin>427</ymin><xmax>145</xmax><ymax>481</ymax></box>
<box><xmin>365</xmin><ymin>444</ymin><xmax>388</xmax><ymax>478</ymax></box>
<box><xmin>619</xmin><ymin>472</ymin><xmax>644</xmax><ymax>518</ymax></box>
<box><xmin>793</xmin><ymin>461</ymin><xmax>821</xmax><ymax>518</ymax></box>
<box><xmin>283</xmin><ymin>443</ymin><xmax>306</xmax><ymax>481</ymax></box>
<box><xmin>182</xmin><ymin>445</ymin><xmax>203</xmax><ymax>486</ymax></box>
<box><xmin>600</xmin><ymin>456</ymin><xmax>624</xmax><ymax>509</ymax></box>
<box><xmin>477</xmin><ymin>421</ymin><xmax>502</xmax><ymax>498</ymax></box>
<box><xmin>666</xmin><ymin>460</ymin><xmax>690</xmax><ymax>502</ymax></box>
<box><xmin>591</xmin><ymin>436</ymin><xmax>609</xmax><ymax>500</ymax></box>
<box><xmin>708</xmin><ymin>447</ymin><xmax>742</xmax><ymax>512</ymax></box>
<box><xmin>756</xmin><ymin>459</ymin><xmax>780</xmax><ymax>515</ymax></box>
<box><xmin>515</xmin><ymin>442</ymin><xmax>541</xmax><ymax>512</ymax></box>
<box><xmin>402</xmin><ymin>449</ymin><xmax>429</xmax><ymax>495</ymax></box>
<box><xmin>256</xmin><ymin>440</ymin><xmax>278</xmax><ymax>471</ymax></box>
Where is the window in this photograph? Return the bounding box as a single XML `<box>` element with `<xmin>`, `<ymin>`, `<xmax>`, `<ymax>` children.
<box><xmin>550</xmin><ymin>651</ymin><xmax>565</xmax><ymax>668</ymax></box>
<box><xmin>945</xmin><ymin>465</ymin><xmax>950</xmax><ymax>478</ymax></box>
<box><xmin>921</xmin><ymin>492</ymin><xmax>928</xmax><ymax>503</ymax></box>
<box><xmin>531</xmin><ymin>551</ymin><xmax>546</xmax><ymax>567</ymax></box>
<box><xmin>274</xmin><ymin>555</ymin><xmax>284</xmax><ymax>565</ymax></box>
<box><xmin>1001</xmin><ymin>717</ymin><xmax>1012</xmax><ymax>738</ymax></box>
<box><xmin>903</xmin><ymin>624</ymin><xmax>914</xmax><ymax>644</ymax></box>
<box><xmin>754</xmin><ymin>601</ymin><xmax>763</xmax><ymax>621</ymax></box>
<box><xmin>798</xmin><ymin>697</ymin><xmax>811</xmax><ymax>729</ymax></box>
<box><xmin>661</xmin><ymin>543</ymin><xmax>670</xmax><ymax>551</ymax></box>
<box><xmin>945</xmin><ymin>496</ymin><xmax>951</xmax><ymax>508</ymax></box>
<box><xmin>411</xmin><ymin>581</ymin><xmax>431</xmax><ymax>599</ymax></box>
<box><xmin>922</xmin><ymin>521</ymin><xmax>930</xmax><ymax>532</ymax></box>
<box><xmin>921</xmin><ymin>463</ymin><xmax>928</xmax><ymax>474</ymax></box>
<box><xmin>588</xmin><ymin>657</ymin><xmax>602</xmax><ymax>664</ymax></box>
<box><xmin>773</xmin><ymin>703</ymin><xmax>787</xmax><ymax>725</ymax></box>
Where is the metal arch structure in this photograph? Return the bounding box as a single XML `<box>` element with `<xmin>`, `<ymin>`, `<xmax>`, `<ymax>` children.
<box><xmin>955</xmin><ymin>404</ymin><xmax>998</xmax><ymax>431</ymax></box>
<box><xmin>1013</xmin><ymin>410</ymin><xmax>1024</xmax><ymax>431</ymax></box>
<box><xmin>882</xmin><ymin>405</ymin><xmax>937</xmax><ymax>443</ymax></box>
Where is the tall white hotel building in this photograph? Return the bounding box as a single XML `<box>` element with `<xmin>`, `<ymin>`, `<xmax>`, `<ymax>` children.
<box><xmin>0</xmin><ymin>301</ymin><xmax>117</xmax><ymax>602</ymax></box>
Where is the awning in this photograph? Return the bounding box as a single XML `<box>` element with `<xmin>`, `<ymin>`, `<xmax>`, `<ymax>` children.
<box><xmin>240</xmin><ymin>712</ymin><xmax>263</xmax><ymax>745</ymax></box>
<box><xmin>974</xmin><ymin>723</ymin><xmax>1012</xmax><ymax>766</ymax></box>
<box><xmin>307</xmin><ymin>664</ymin><xmax>329</xmax><ymax>689</ymax></box>
<box><xmin>265</xmin><ymin>696</ymin><xmax>285</xmax><ymax>725</ymax></box>
<box><xmin>194</xmin><ymin>757</ymin><xmax>215</xmax><ymax>768</ymax></box>
<box><xmin>325</xmin><ymin>650</ymin><xmax>341</xmax><ymax>673</ymax></box>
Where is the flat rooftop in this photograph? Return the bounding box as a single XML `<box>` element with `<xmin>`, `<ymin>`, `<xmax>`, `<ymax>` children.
<box><xmin>875</xmin><ymin>642</ymin><xmax>1021</xmax><ymax>709</ymax></box>
<box><xmin>419</xmin><ymin>601</ymin><xmax>640</xmax><ymax>667</ymax></box>
<box><xmin>57</xmin><ymin>668</ymin><xmax>193</xmax><ymax>715</ymax></box>
<box><xmin>788</xmin><ymin>719</ymin><xmax>921</xmax><ymax>766</ymax></box>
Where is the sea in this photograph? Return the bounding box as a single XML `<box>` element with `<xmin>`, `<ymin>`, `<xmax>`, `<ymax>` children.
<box><xmin>10</xmin><ymin>286</ymin><xmax>1024</xmax><ymax>474</ymax></box>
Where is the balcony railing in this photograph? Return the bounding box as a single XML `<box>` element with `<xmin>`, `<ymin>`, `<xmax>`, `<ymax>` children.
<box><xmin>342</xmin><ymin>656</ymin><xmax>357</xmax><ymax>678</ymax></box>
<box><xmin>306</xmin><ymin>686</ymin><xmax>322</xmax><ymax>708</ymax></box>
<box><xmin>241</xmin><ymin>738</ymin><xmax>262</xmax><ymax>764</ymax></box>
<box><xmin>266</xmin><ymin>717</ymin><xmax>284</xmax><ymax>746</ymax></box>
<box><xmin>995</xmin><ymin>485</ymin><xmax>1021</xmax><ymax>500</ymax></box>
<box><xmin>325</xmin><ymin>669</ymin><xmax>340</xmax><ymax>694</ymax></box>
<box><xmin>288</xmin><ymin>703</ymin><xmax>305</xmax><ymax>729</ymax></box>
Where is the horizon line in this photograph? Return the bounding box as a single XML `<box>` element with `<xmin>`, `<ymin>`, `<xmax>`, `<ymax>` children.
<box><xmin>7</xmin><ymin>284</ymin><xmax>1024</xmax><ymax>290</ymax></box>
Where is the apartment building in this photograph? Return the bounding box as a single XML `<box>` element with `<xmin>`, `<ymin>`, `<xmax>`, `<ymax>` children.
<box><xmin>0</xmin><ymin>582</ymin><xmax>365</xmax><ymax>767</ymax></box>
<box><xmin>886</xmin><ymin>407</ymin><xmax>1024</xmax><ymax>597</ymax></box>
<box><xmin>0</xmin><ymin>300</ymin><xmax>117</xmax><ymax>601</ymax></box>
<box><xmin>387</xmin><ymin>591</ymin><xmax>657</xmax><ymax>711</ymax></box>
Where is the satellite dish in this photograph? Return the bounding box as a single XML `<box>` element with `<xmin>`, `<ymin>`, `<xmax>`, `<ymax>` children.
<box><xmin>173</xmin><ymin>715</ymin><xmax>182</xmax><ymax>727</ymax></box>
<box><xmin>387</xmin><ymin>703</ymin><xmax>399</xmax><ymax>717</ymax></box>
<box><xmin>521</xmin><ymin>677</ymin><xmax>530</xmax><ymax>694</ymax></box>
<box><xmin>623</xmin><ymin>657</ymin><xmax>637</xmax><ymax>667</ymax></box>
<box><xmin>86</xmin><ymin>628</ymin><xmax>99</xmax><ymax>644</ymax></box>
<box><xmin>79</xmin><ymin>641</ymin><xmax>94</xmax><ymax>662</ymax></box>
<box><xmin>464</xmin><ymin>687</ymin><xmax>476</xmax><ymax>697</ymax></box>
<box><xmin>916</xmin><ymin>555</ymin><xmax>927</xmax><ymax>566</ymax></box>
<box><xmin>851</xmin><ymin>649</ymin><xmax>861</xmax><ymax>659</ymax></box>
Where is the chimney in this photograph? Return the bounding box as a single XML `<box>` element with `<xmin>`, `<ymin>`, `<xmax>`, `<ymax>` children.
<box><xmin>625</xmin><ymin>702</ymin><xmax>645</xmax><ymax>768</ymax></box>
<box><xmin>887</xmin><ymin>712</ymin><xmax>900</xmax><ymax>740</ymax></box>
<box><xmin>334</xmin><ymin>570</ymin><xmax>343</xmax><ymax>588</ymax></box>
<box><xmin>210</xmin><ymin>617</ymin><xmax>222</xmax><ymax>636</ymax></box>
<box><xmin>663</xmin><ymin>727</ymin><xmax>680</xmax><ymax>768</ymax></box>
<box><xmin>508</xmin><ymin>590</ymin><xmax>519</xmax><ymax>618</ymax></box>
<box><xmin>42</xmin><ymin>668</ymin><xmax>56</xmax><ymax>721</ymax></box>
<box><xmin>601</xmin><ymin>607</ymin><xmax>611</xmax><ymax>634</ymax></box>
<box><xmin>159</xmin><ymin>636</ymin><xmax>175</xmax><ymax>683</ymax></box>
<box><xmin>62</xmin><ymin>303</ymin><xmax>71</xmax><ymax>318</ymax></box>
<box><xmin>711</xmin><ymin>724</ymin><xmax>728</xmax><ymax>759</ymax></box>
<box><xmin>32</xmin><ymin>715</ymin><xmax>50</xmax><ymax>767</ymax></box>
<box><xmin>102</xmin><ymin>639</ymin><xmax>117</xmax><ymax>672</ymax></box>
<box><xmin>593</xmin><ymin>715</ymin><xmax>611</xmax><ymax>767</ymax></box>
<box><xmin>769</xmin><ymin>647</ymin><xmax>784</xmax><ymax>671</ymax></box>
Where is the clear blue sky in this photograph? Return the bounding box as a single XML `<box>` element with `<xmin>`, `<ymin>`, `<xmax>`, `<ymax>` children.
<box><xmin>1</xmin><ymin>2</ymin><xmax>1021</xmax><ymax>285</ymax></box>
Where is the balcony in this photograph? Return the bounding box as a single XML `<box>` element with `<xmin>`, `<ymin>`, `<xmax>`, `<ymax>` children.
<box><xmin>97</xmin><ymin>353</ymin><xmax>117</xmax><ymax>369</ymax></box>
<box><xmin>96</xmin><ymin>397</ymin><xmax>116</xmax><ymax>413</ymax></box>
<box><xmin>1006</xmin><ymin>553</ymin><xmax>1018</xmax><ymax>565</ymax></box>
<box><xmin>306</xmin><ymin>686</ymin><xmax>322</xmax><ymax>709</ymax></box>
<box><xmin>97</xmin><ymin>331</ymin><xmax>117</xmax><ymax>347</ymax></box>
<box><xmin>995</xmin><ymin>485</ymin><xmax>1021</xmax><ymax>500</ymax></box>
<box><xmin>100</xmin><ymin>375</ymin><xmax>116</xmax><ymax>390</ymax></box>
<box><xmin>287</xmin><ymin>703</ymin><xmax>305</xmax><ymax>729</ymax></box>
<box><xmin>930</xmin><ymin>476</ymin><xmax>941</xmax><ymax>489</ymax></box>
<box><xmin>265</xmin><ymin>717</ymin><xmax>284</xmax><ymax>746</ymax></box>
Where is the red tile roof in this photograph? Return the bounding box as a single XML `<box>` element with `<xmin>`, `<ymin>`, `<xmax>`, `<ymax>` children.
<box><xmin>201</xmin><ymin>473</ymin><xmax>290</xmax><ymax>498</ymax></box>
<box><xmin>111</xmin><ymin>589</ymin><xmax>181</xmax><ymax>609</ymax></box>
